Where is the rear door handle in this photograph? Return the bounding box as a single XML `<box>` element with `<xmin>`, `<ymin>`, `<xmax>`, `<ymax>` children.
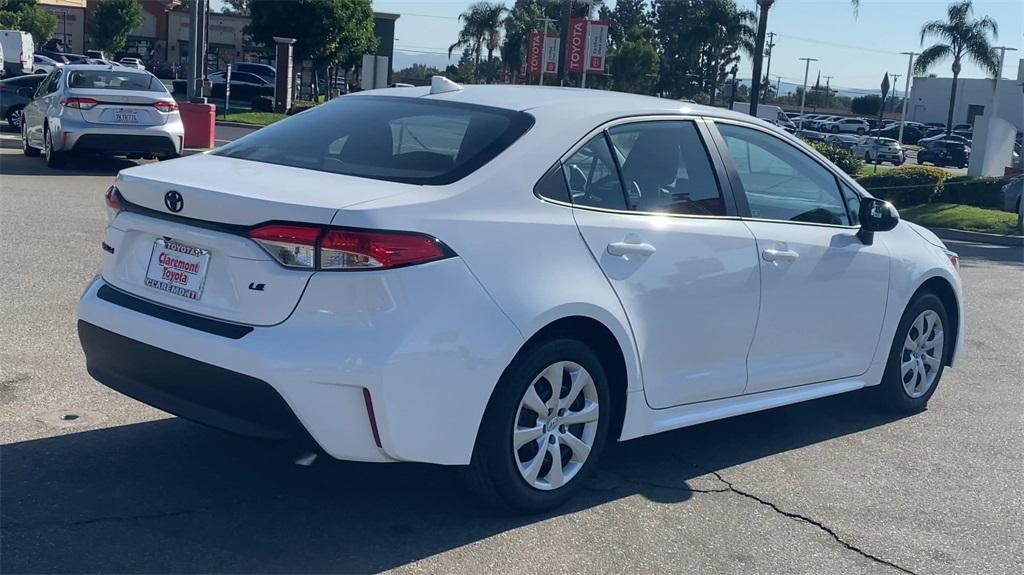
<box><xmin>607</xmin><ymin>241</ymin><xmax>657</xmax><ymax>257</ymax></box>
<box><xmin>761</xmin><ymin>248</ymin><xmax>800</xmax><ymax>263</ymax></box>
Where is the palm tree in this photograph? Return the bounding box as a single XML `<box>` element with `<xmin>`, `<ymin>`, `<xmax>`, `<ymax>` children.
<box><xmin>914</xmin><ymin>0</ymin><xmax>999</xmax><ymax>134</ymax></box>
<box><xmin>748</xmin><ymin>0</ymin><xmax>859</xmax><ymax>114</ymax></box>
<box><xmin>448</xmin><ymin>2</ymin><xmax>506</xmax><ymax>84</ymax></box>
<box><xmin>702</xmin><ymin>2</ymin><xmax>756</xmax><ymax>104</ymax></box>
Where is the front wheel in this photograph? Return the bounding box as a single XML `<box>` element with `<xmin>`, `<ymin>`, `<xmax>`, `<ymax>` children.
<box><xmin>876</xmin><ymin>292</ymin><xmax>949</xmax><ymax>413</ymax></box>
<box><xmin>7</xmin><ymin>106</ymin><xmax>25</xmax><ymax>131</ymax></box>
<box><xmin>463</xmin><ymin>338</ymin><xmax>610</xmax><ymax>512</ymax></box>
<box><xmin>22</xmin><ymin>122</ymin><xmax>40</xmax><ymax>157</ymax></box>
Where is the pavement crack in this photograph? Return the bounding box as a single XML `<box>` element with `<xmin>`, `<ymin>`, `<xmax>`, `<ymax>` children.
<box><xmin>710</xmin><ymin>472</ymin><xmax>919</xmax><ymax>575</ymax></box>
<box><xmin>4</xmin><ymin>508</ymin><xmax>202</xmax><ymax>530</ymax></box>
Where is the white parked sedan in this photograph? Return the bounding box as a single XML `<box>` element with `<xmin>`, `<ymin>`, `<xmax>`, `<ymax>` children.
<box><xmin>77</xmin><ymin>78</ymin><xmax>963</xmax><ymax>512</ymax></box>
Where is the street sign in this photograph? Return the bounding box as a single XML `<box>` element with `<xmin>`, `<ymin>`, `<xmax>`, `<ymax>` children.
<box><xmin>880</xmin><ymin>72</ymin><xmax>890</xmax><ymax>101</ymax></box>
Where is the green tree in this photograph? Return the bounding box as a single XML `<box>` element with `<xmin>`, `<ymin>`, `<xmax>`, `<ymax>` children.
<box><xmin>249</xmin><ymin>0</ymin><xmax>374</xmax><ymax>67</ymax></box>
<box><xmin>395</xmin><ymin>63</ymin><xmax>443</xmax><ymax>80</ymax></box>
<box><xmin>0</xmin><ymin>0</ymin><xmax>57</xmax><ymax>43</ymax></box>
<box><xmin>220</xmin><ymin>0</ymin><xmax>248</xmax><ymax>16</ymax></box>
<box><xmin>609</xmin><ymin>28</ymin><xmax>660</xmax><ymax>95</ymax></box>
<box><xmin>449</xmin><ymin>2</ymin><xmax>505</xmax><ymax>83</ymax></box>
<box><xmin>89</xmin><ymin>0</ymin><xmax>142</xmax><ymax>55</ymax></box>
<box><xmin>914</xmin><ymin>0</ymin><xmax>999</xmax><ymax>134</ymax></box>
<box><xmin>607</xmin><ymin>0</ymin><xmax>652</xmax><ymax>48</ymax></box>
<box><xmin>851</xmin><ymin>94</ymin><xmax>882</xmax><ymax>115</ymax></box>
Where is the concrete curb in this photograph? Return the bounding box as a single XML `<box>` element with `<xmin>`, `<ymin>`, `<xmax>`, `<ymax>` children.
<box><xmin>929</xmin><ymin>227</ymin><xmax>1024</xmax><ymax>246</ymax></box>
<box><xmin>215</xmin><ymin>120</ymin><xmax>265</xmax><ymax>129</ymax></box>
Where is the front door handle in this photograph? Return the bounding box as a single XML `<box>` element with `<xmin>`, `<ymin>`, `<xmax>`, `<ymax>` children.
<box><xmin>607</xmin><ymin>241</ymin><xmax>657</xmax><ymax>257</ymax></box>
<box><xmin>761</xmin><ymin>248</ymin><xmax>800</xmax><ymax>263</ymax></box>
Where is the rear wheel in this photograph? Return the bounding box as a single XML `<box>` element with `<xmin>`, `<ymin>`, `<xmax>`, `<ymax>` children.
<box><xmin>44</xmin><ymin>128</ymin><xmax>67</xmax><ymax>168</ymax></box>
<box><xmin>6</xmin><ymin>106</ymin><xmax>25</xmax><ymax>131</ymax></box>
<box><xmin>21</xmin><ymin>122</ymin><xmax>40</xmax><ymax>157</ymax></box>
<box><xmin>876</xmin><ymin>292</ymin><xmax>949</xmax><ymax>413</ymax></box>
<box><xmin>464</xmin><ymin>338</ymin><xmax>610</xmax><ymax>513</ymax></box>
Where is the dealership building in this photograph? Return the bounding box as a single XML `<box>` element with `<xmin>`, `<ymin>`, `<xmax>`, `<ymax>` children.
<box><xmin>906</xmin><ymin>59</ymin><xmax>1024</xmax><ymax>132</ymax></box>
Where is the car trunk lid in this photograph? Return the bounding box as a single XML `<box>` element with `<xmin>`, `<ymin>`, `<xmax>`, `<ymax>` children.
<box><xmin>68</xmin><ymin>88</ymin><xmax>172</xmax><ymax>126</ymax></box>
<box><xmin>103</xmin><ymin>154</ymin><xmax>410</xmax><ymax>325</ymax></box>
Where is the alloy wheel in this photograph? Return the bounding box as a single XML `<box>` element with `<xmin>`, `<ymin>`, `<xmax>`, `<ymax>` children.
<box><xmin>513</xmin><ymin>361</ymin><xmax>599</xmax><ymax>491</ymax></box>
<box><xmin>901</xmin><ymin>310</ymin><xmax>944</xmax><ymax>398</ymax></box>
<box><xmin>9</xmin><ymin>108</ymin><xmax>24</xmax><ymax>130</ymax></box>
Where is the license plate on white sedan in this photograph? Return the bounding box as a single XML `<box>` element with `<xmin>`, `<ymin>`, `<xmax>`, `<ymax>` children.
<box><xmin>144</xmin><ymin>239</ymin><xmax>210</xmax><ymax>300</ymax></box>
<box><xmin>114</xmin><ymin>110</ymin><xmax>138</xmax><ymax>123</ymax></box>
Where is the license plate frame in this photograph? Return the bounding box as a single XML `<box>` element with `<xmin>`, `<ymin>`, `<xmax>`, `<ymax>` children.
<box><xmin>144</xmin><ymin>238</ymin><xmax>211</xmax><ymax>301</ymax></box>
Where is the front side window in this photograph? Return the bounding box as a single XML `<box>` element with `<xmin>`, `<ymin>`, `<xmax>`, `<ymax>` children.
<box><xmin>717</xmin><ymin>123</ymin><xmax>851</xmax><ymax>226</ymax></box>
<box><xmin>214</xmin><ymin>96</ymin><xmax>534</xmax><ymax>185</ymax></box>
<box><xmin>607</xmin><ymin>121</ymin><xmax>724</xmax><ymax>215</ymax></box>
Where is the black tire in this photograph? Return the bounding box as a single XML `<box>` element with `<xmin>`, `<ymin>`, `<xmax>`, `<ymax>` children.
<box><xmin>463</xmin><ymin>337</ymin><xmax>611</xmax><ymax>513</ymax></box>
<box><xmin>44</xmin><ymin>128</ymin><xmax>67</xmax><ymax>168</ymax></box>
<box><xmin>6</xmin><ymin>105</ymin><xmax>25</xmax><ymax>131</ymax></box>
<box><xmin>21</xmin><ymin>122</ymin><xmax>40</xmax><ymax>157</ymax></box>
<box><xmin>876</xmin><ymin>292</ymin><xmax>950</xmax><ymax>413</ymax></box>
<box><xmin>856</xmin><ymin>128</ymin><xmax>866</xmax><ymax>135</ymax></box>
<box><xmin>831</xmin><ymin>126</ymin><xmax>840</xmax><ymax>133</ymax></box>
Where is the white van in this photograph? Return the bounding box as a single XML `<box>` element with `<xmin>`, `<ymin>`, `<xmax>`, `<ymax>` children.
<box><xmin>0</xmin><ymin>30</ymin><xmax>34</xmax><ymax>76</ymax></box>
<box><xmin>731</xmin><ymin>102</ymin><xmax>795</xmax><ymax>130</ymax></box>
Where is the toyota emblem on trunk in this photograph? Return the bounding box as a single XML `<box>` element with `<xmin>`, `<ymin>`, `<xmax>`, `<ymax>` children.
<box><xmin>164</xmin><ymin>190</ymin><xmax>184</xmax><ymax>213</ymax></box>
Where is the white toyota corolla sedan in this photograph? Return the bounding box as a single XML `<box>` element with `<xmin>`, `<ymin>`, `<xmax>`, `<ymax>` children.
<box><xmin>77</xmin><ymin>78</ymin><xmax>963</xmax><ymax>512</ymax></box>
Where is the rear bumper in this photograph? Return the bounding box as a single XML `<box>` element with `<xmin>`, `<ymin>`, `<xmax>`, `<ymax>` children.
<box><xmin>78</xmin><ymin>320</ymin><xmax>312</xmax><ymax>443</ymax></box>
<box><xmin>76</xmin><ymin>255</ymin><xmax>523</xmax><ymax>465</ymax></box>
<box><xmin>55</xmin><ymin>115</ymin><xmax>184</xmax><ymax>155</ymax></box>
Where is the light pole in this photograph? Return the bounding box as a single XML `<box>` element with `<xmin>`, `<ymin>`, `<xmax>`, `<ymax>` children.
<box><xmin>798</xmin><ymin>57</ymin><xmax>818</xmax><ymax>130</ymax></box>
<box><xmin>763</xmin><ymin>32</ymin><xmax>776</xmax><ymax>101</ymax></box>
<box><xmin>537</xmin><ymin>16</ymin><xmax>557</xmax><ymax>86</ymax></box>
<box><xmin>890</xmin><ymin>73</ymin><xmax>901</xmax><ymax>113</ymax></box>
<box><xmin>897</xmin><ymin>51</ymin><xmax>918</xmax><ymax>147</ymax></box>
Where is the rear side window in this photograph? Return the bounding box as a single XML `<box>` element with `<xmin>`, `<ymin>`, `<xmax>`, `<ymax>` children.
<box><xmin>213</xmin><ymin>96</ymin><xmax>534</xmax><ymax>185</ymax></box>
<box><xmin>66</xmin><ymin>70</ymin><xmax>166</xmax><ymax>92</ymax></box>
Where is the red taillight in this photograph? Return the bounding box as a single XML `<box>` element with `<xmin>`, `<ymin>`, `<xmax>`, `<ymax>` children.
<box><xmin>105</xmin><ymin>186</ymin><xmax>124</xmax><ymax>222</ymax></box>
<box><xmin>62</xmin><ymin>97</ymin><xmax>98</xmax><ymax>110</ymax></box>
<box><xmin>154</xmin><ymin>101</ymin><xmax>178</xmax><ymax>113</ymax></box>
<box><xmin>320</xmin><ymin>229</ymin><xmax>447</xmax><ymax>269</ymax></box>
<box><xmin>19</xmin><ymin>51</ymin><xmax>25</xmax><ymax>64</ymax></box>
<box><xmin>247</xmin><ymin>224</ymin><xmax>450</xmax><ymax>270</ymax></box>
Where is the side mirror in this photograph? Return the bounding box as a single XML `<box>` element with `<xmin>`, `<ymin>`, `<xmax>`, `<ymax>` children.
<box><xmin>17</xmin><ymin>87</ymin><xmax>35</xmax><ymax>99</ymax></box>
<box><xmin>857</xmin><ymin>197</ymin><xmax>899</xmax><ymax>245</ymax></box>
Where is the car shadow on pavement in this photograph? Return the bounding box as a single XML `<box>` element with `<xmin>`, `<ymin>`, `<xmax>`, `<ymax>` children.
<box><xmin>1</xmin><ymin>389</ymin><xmax>907</xmax><ymax>573</ymax></box>
<box><xmin>0</xmin><ymin>137</ymin><xmax>144</xmax><ymax>175</ymax></box>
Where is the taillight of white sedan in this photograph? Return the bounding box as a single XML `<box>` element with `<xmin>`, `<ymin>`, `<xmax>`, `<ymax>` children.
<box><xmin>78</xmin><ymin>78</ymin><xmax>963</xmax><ymax>512</ymax></box>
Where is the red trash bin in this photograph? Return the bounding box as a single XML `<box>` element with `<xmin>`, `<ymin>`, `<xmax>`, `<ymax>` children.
<box><xmin>179</xmin><ymin>102</ymin><xmax>216</xmax><ymax>149</ymax></box>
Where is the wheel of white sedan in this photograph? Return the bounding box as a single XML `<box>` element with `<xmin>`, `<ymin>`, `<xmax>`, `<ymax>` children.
<box><xmin>464</xmin><ymin>338</ymin><xmax>610</xmax><ymax>512</ymax></box>
<box><xmin>877</xmin><ymin>292</ymin><xmax>949</xmax><ymax>413</ymax></box>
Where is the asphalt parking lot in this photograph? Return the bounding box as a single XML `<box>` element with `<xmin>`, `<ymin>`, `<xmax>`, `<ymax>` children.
<box><xmin>0</xmin><ymin>134</ymin><xmax>1021</xmax><ymax>574</ymax></box>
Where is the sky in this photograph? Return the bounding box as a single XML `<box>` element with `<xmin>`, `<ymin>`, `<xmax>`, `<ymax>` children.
<box><xmin>374</xmin><ymin>0</ymin><xmax>1024</xmax><ymax>92</ymax></box>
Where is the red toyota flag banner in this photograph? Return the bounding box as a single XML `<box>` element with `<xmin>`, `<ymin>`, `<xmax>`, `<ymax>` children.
<box><xmin>586</xmin><ymin>20</ymin><xmax>609</xmax><ymax>73</ymax></box>
<box><xmin>527</xmin><ymin>32</ymin><xmax>543</xmax><ymax>75</ymax></box>
<box><xmin>565</xmin><ymin>18</ymin><xmax>587</xmax><ymax>73</ymax></box>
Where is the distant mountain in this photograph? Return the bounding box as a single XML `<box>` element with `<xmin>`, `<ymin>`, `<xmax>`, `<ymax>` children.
<box><xmin>392</xmin><ymin>51</ymin><xmax>454</xmax><ymax>73</ymax></box>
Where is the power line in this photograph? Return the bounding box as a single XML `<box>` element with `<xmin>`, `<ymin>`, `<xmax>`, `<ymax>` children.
<box><xmin>774</xmin><ymin>32</ymin><xmax>903</xmax><ymax>56</ymax></box>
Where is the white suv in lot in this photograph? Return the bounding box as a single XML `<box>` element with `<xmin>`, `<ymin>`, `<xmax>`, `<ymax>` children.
<box><xmin>821</xmin><ymin>117</ymin><xmax>870</xmax><ymax>134</ymax></box>
<box><xmin>78</xmin><ymin>80</ymin><xmax>963</xmax><ymax>512</ymax></box>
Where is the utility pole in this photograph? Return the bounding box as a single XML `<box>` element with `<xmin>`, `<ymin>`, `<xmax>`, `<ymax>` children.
<box><xmin>762</xmin><ymin>32</ymin><xmax>776</xmax><ymax>101</ymax></box>
<box><xmin>897</xmin><ymin>51</ymin><xmax>919</xmax><ymax>147</ymax></box>
<box><xmin>775</xmin><ymin>75</ymin><xmax>782</xmax><ymax>100</ymax></box>
<box><xmin>797</xmin><ymin>57</ymin><xmax>817</xmax><ymax>130</ymax></box>
<box><xmin>889</xmin><ymin>73</ymin><xmax>901</xmax><ymax>113</ymax></box>
<box><xmin>556</xmin><ymin>0</ymin><xmax>571</xmax><ymax>84</ymax></box>
<box><xmin>749</xmin><ymin>0</ymin><xmax>775</xmax><ymax>118</ymax></box>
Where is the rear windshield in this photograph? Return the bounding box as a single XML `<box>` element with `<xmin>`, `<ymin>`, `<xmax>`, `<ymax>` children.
<box><xmin>67</xmin><ymin>70</ymin><xmax>165</xmax><ymax>92</ymax></box>
<box><xmin>212</xmin><ymin>96</ymin><xmax>534</xmax><ymax>185</ymax></box>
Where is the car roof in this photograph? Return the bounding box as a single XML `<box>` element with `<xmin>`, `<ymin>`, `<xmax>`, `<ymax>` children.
<box><xmin>358</xmin><ymin>84</ymin><xmax>762</xmax><ymax>125</ymax></box>
<box><xmin>60</xmin><ymin>64</ymin><xmax>150</xmax><ymax>73</ymax></box>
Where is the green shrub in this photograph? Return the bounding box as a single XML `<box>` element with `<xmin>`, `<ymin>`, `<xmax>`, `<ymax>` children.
<box><xmin>286</xmin><ymin>100</ymin><xmax>318</xmax><ymax>116</ymax></box>
<box><xmin>809</xmin><ymin>142</ymin><xmax>863</xmax><ymax>176</ymax></box>
<box><xmin>938</xmin><ymin>175</ymin><xmax>1010</xmax><ymax>209</ymax></box>
<box><xmin>250</xmin><ymin>96</ymin><xmax>274</xmax><ymax>112</ymax></box>
<box><xmin>856</xmin><ymin>165</ymin><xmax>949</xmax><ymax>207</ymax></box>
